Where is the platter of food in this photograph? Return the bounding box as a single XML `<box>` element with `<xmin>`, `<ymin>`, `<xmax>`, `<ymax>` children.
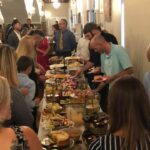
<box><xmin>62</xmin><ymin>127</ymin><xmax>81</xmax><ymax>142</ymax></box>
<box><xmin>67</xmin><ymin>62</ymin><xmax>83</xmax><ymax>70</ymax></box>
<box><xmin>65</xmin><ymin>56</ymin><xmax>81</xmax><ymax>61</ymax></box>
<box><xmin>49</xmin><ymin>130</ymin><xmax>75</xmax><ymax>149</ymax></box>
<box><xmin>41</xmin><ymin>107</ymin><xmax>74</xmax><ymax>130</ymax></box>
<box><xmin>45</xmin><ymin>73</ymin><xmax>70</xmax><ymax>79</ymax></box>
<box><xmin>41</xmin><ymin>134</ymin><xmax>74</xmax><ymax>150</ymax></box>
<box><xmin>82</xmin><ymin>129</ymin><xmax>98</xmax><ymax>146</ymax></box>
<box><xmin>83</xmin><ymin>112</ymin><xmax>109</xmax><ymax>135</ymax></box>
<box><xmin>49</xmin><ymin>64</ymin><xmax>64</xmax><ymax>69</ymax></box>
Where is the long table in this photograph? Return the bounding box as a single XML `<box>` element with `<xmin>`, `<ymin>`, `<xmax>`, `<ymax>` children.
<box><xmin>37</xmin><ymin>74</ymin><xmax>92</xmax><ymax>149</ymax></box>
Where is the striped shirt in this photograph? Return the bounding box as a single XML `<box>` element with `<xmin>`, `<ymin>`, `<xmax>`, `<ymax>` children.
<box><xmin>89</xmin><ymin>134</ymin><xmax>150</xmax><ymax>150</ymax></box>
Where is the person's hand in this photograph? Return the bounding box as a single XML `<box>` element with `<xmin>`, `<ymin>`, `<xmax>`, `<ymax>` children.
<box><xmin>42</xmin><ymin>52</ymin><xmax>46</xmax><ymax>56</ymax></box>
<box><xmin>38</xmin><ymin>75</ymin><xmax>46</xmax><ymax>82</ymax></box>
<box><xmin>43</xmin><ymin>51</ymin><xmax>48</xmax><ymax>56</ymax></box>
<box><xmin>91</xmin><ymin>88</ymin><xmax>99</xmax><ymax>93</ymax></box>
<box><xmin>89</xmin><ymin>67</ymin><xmax>101</xmax><ymax>74</ymax></box>
<box><xmin>37</xmin><ymin>64</ymin><xmax>46</xmax><ymax>74</ymax></box>
<box><xmin>19</xmin><ymin>87</ymin><xmax>29</xmax><ymax>96</ymax></box>
<box><xmin>92</xmin><ymin>82</ymin><xmax>106</xmax><ymax>93</ymax></box>
<box><xmin>73</xmin><ymin>69</ymin><xmax>82</xmax><ymax>78</ymax></box>
<box><xmin>34</xmin><ymin>97</ymin><xmax>41</xmax><ymax>106</ymax></box>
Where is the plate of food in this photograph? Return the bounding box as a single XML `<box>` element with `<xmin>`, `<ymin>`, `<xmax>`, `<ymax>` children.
<box><xmin>67</xmin><ymin>62</ymin><xmax>83</xmax><ymax>70</ymax></box>
<box><xmin>93</xmin><ymin>75</ymin><xmax>109</xmax><ymax>82</ymax></box>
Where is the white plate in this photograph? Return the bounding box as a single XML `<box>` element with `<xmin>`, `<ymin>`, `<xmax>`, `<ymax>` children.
<box><xmin>49</xmin><ymin>64</ymin><xmax>64</xmax><ymax>69</ymax></box>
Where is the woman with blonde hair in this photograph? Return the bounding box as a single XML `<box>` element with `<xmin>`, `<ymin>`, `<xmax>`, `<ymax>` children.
<box><xmin>89</xmin><ymin>76</ymin><xmax>150</xmax><ymax>150</ymax></box>
<box><xmin>16</xmin><ymin>35</ymin><xmax>36</xmax><ymax>60</ymax></box>
<box><xmin>0</xmin><ymin>76</ymin><xmax>42</xmax><ymax>150</ymax></box>
<box><xmin>16</xmin><ymin>30</ymin><xmax>46</xmax><ymax>98</ymax></box>
<box><xmin>16</xmin><ymin>29</ymin><xmax>45</xmax><ymax>72</ymax></box>
<box><xmin>0</xmin><ymin>44</ymin><xmax>34</xmax><ymax>127</ymax></box>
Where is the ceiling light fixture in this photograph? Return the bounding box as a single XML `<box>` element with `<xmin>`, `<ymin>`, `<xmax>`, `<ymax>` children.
<box><xmin>0</xmin><ymin>1</ymin><xmax>2</xmax><ymax>7</ymax></box>
<box><xmin>52</xmin><ymin>0</ymin><xmax>61</xmax><ymax>9</ymax></box>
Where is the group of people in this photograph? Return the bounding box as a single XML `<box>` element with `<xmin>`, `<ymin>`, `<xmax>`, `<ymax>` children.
<box><xmin>75</xmin><ymin>23</ymin><xmax>150</xmax><ymax>149</ymax></box>
<box><xmin>89</xmin><ymin>76</ymin><xmax>150</xmax><ymax>150</ymax></box>
<box><xmin>0</xmin><ymin>17</ymin><xmax>77</xmax><ymax>150</ymax></box>
<box><xmin>0</xmin><ymin>19</ymin><xmax>47</xmax><ymax>149</ymax></box>
<box><xmin>74</xmin><ymin>22</ymin><xmax>133</xmax><ymax>112</ymax></box>
<box><xmin>47</xmin><ymin>20</ymin><xmax>150</xmax><ymax>149</ymax></box>
<box><xmin>0</xmin><ymin>45</ymin><xmax>42</xmax><ymax>149</ymax></box>
<box><xmin>0</xmin><ymin>16</ymin><xmax>149</xmax><ymax>150</ymax></box>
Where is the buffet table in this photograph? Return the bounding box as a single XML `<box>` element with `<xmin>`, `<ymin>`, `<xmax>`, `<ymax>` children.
<box><xmin>37</xmin><ymin>56</ymin><xmax>107</xmax><ymax>150</ymax></box>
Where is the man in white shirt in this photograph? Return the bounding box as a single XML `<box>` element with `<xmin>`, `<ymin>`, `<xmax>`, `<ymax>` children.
<box><xmin>76</xmin><ymin>37</ymin><xmax>90</xmax><ymax>61</ymax></box>
<box><xmin>7</xmin><ymin>19</ymin><xmax>22</xmax><ymax>50</ymax></box>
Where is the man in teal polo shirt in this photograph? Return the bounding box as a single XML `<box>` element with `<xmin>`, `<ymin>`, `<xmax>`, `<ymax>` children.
<box><xmin>90</xmin><ymin>35</ymin><xmax>133</xmax><ymax>111</ymax></box>
<box><xmin>90</xmin><ymin>34</ymin><xmax>133</xmax><ymax>86</ymax></box>
<box><xmin>101</xmin><ymin>43</ymin><xmax>132</xmax><ymax>77</ymax></box>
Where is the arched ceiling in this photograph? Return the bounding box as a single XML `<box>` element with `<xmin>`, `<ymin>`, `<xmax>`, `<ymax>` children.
<box><xmin>43</xmin><ymin>0</ymin><xmax>69</xmax><ymax>3</ymax></box>
<box><xmin>0</xmin><ymin>0</ymin><xmax>40</xmax><ymax>24</ymax></box>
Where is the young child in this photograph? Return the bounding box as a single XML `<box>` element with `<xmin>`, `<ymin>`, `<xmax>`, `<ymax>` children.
<box><xmin>17</xmin><ymin>56</ymin><xmax>38</xmax><ymax>112</ymax></box>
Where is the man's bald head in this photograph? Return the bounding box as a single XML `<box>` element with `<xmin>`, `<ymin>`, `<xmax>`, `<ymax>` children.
<box><xmin>90</xmin><ymin>35</ymin><xmax>106</xmax><ymax>53</ymax></box>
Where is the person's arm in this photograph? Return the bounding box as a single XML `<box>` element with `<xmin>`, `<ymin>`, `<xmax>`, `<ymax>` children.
<box><xmin>21</xmin><ymin>126</ymin><xmax>42</xmax><ymax>150</ymax></box>
<box><xmin>36</xmin><ymin>63</ymin><xmax>46</xmax><ymax>74</ymax></box>
<box><xmin>10</xmin><ymin>88</ymin><xmax>34</xmax><ymax>127</ymax></box>
<box><xmin>70</xmin><ymin>32</ymin><xmax>77</xmax><ymax>50</ymax></box>
<box><xmin>75</xmin><ymin>61</ymin><xmax>94</xmax><ymax>76</ymax></box>
<box><xmin>76</xmin><ymin>38</ymin><xmax>82</xmax><ymax>56</ymax></box>
<box><xmin>93</xmin><ymin>67</ymin><xmax>133</xmax><ymax>92</ymax></box>
<box><xmin>44</xmin><ymin>43</ymin><xmax>50</xmax><ymax>56</ymax></box>
<box><xmin>7</xmin><ymin>34</ymin><xmax>15</xmax><ymax>46</ymax></box>
<box><xmin>36</xmin><ymin>38</ymin><xmax>50</xmax><ymax>56</ymax></box>
<box><xmin>36</xmin><ymin>47</ymin><xmax>45</xmax><ymax>54</ymax></box>
<box><xmin>106</xmin><ymin>67</ymin><xmax>133</xmax><ymax>84</ymax></box>
<box><xmin>19</xmin><ymin>87</ymin><xmax>29</xmax><ymax>96</ymax></box>
<box><xmin>25</xmin><ymin>81</ymin><xmax>36</xmax><ymax>108</ymax></box>
<box><xmin>143</xmin><ymin>72</ymin><xmax>149</xmax><ymax>91</ymax></box>
<box><xmin>76</xmin><ymin>38</ymin><xmax>90</xmax><ymax>61</ymax></box>
<box><xmin>143</xmin><ymin>72</ymin><xmax>150</xmax><ymax>98</ymax></box>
